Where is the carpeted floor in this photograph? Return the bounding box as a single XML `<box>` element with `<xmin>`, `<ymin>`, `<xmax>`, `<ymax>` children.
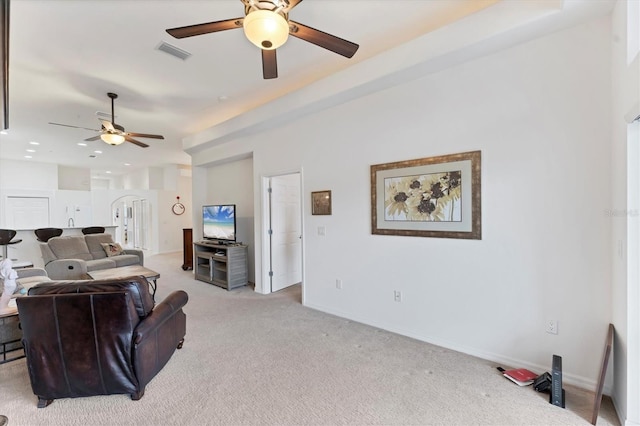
<box><xmin>0</xmin><ymin>252</ymin><xmax>620</xmax><ymax>425</ymax></box>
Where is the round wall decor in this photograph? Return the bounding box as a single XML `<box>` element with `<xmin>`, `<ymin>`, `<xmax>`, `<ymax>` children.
<box><xmin>172</xmin><ymin>196</ymin><xmax>185</xmax><ymax>215</ymax></box>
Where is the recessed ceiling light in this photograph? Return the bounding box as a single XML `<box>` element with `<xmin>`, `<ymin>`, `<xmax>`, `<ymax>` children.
<box><xmin>24</xmin><ymin>155</ymin><xmax>32</xmax><ymax>159</ymax></box>
<box><xmin>29</xmin><ymin>141</ymin><xmax>39</xmax><ymax>145</ymax></box>
<box><xmin>106</xmin><ymin>171</ymin><xmax>112</xmax><ymax>174</ymax></box>
<box><xmin>26</xmin><ymin>149</ymin><xmax>36</xmax><ymax>153</ymax></box>
<box><xmin>0</xmin><ymin>130</ymin><xmax>7</xmax><ymax>135</ymax></box>
<box><xmin>77</xmin><ymin>142</ymin><xmax>87</xmax><ymax>147</ymax></box>
<box><xmin>124</xmin><ymin>163</ymin><xmax>131</xmax><ymax>166</ymax></box>
<box><xmin>94</xmin><ymin>150</ymin><xmax>102</xmax><ymax>154</ymax></box>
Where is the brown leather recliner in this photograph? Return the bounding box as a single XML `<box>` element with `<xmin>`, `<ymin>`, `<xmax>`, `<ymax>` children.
<box><xmin>16</xmin><ymin>276</ymin><xmax>188</xmax><ymax>408</ymax></box>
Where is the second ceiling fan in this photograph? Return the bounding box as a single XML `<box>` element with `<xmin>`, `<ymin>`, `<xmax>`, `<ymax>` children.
<box><xmin>166</xmin><ymin>0</ymin><xmax>359</xmax><ymax>79</ymax></box>
<box><xmin>49</xmin><ymin>92</ymin><xmax>164</xmax><ymax>148</ymax></box>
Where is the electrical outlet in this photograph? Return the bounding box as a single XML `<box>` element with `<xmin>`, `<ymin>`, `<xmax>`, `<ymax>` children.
<box><xmin>394</xmin><ymin>290</ymin><xmax>402</xmax><ymax>302</ymax></box>
<box><xmin>336</xmin><ymin>279</ymin><xmax>342</xmax><ymax>290</ymax></box>
<box><xmin>546</xmin><ymin>319</ymin><xmax>558</xmax><ymax>335</ymax></box>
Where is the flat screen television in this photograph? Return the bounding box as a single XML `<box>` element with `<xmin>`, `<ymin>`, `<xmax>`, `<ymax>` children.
<box><xmin>202</xmin><ymin>204</ymin><xmax>236</xmax><ymax>243</ymax></box>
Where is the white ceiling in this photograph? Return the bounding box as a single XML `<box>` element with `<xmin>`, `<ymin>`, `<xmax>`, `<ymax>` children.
<box><xmin>0</xmin><ymin>0</ymin><xmax>615</xmax><ymax>179</ymax></box>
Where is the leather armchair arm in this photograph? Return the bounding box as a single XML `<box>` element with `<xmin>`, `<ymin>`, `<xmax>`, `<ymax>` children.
<box><xmin>44</xmin><ymin>259</ymin><xmax>88</xmax><ymax>280</ymax></box>
<box><xmin>134</xmin><ymin>290</ymin><xmax>188</xmax><ymax>344</ymax></box>
<box><xmin>133</xmin><ymin>290</ymin><xmax>188</xmax><ymax>389</ymax></box>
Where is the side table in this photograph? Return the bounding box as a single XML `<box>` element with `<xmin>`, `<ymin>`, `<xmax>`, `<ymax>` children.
<box><xmin>87</xmin><ymin>265</ymin><xmax>160</xmax><ymax>300</ymax></box>
<box><xmin>0</xmin><ymin>308</ymin><xmax>24</xmax><ymax>364</ymax></box>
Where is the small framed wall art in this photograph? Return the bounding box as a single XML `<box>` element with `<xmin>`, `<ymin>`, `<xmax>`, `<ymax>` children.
<box><xmin>370</xmin><ymin>150</ymin><xmax>481</xmax><ymax>239</ymax></box>
<box><xmin>311</xmin><ymin>190</ymin><xmax>332</xmax><ymax>215</ymax></box>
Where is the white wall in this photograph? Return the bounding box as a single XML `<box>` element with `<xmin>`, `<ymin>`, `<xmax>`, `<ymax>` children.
<box><xmin>0</xmin><ymin>159</ymin><xmax>57</xmax><ymax>190</ymax></box>
<box><xmin>54</xmin><ymin>190</ymin><xmax>92</xmax><ymax>227</ymax></box>
<box><xmin>57</xmin><ymin>165</ymin><xmax>91</xmax><ymax>191</ymax></box>
<box><xmin>148</xmin><ymin>167</ymin><xmax>164</xmax><ymax>190</ymax></box>
<box><xmin>123</xmin><ymin>168</ymin><xmax>150</xmax><ymax>190</ymax></box>
<box><xmin>157</xmin><ymin>172</ymin><xmax>193</xmax><ymax>254</ymax></box>
<box><xmin>204</xmin><ymin>156</ymin><xmax>255</xmax><ymax>282</ymax></box>
<box><xmin>191</xmin><ymin>17</ymin><xmax>614</xmax><ymax>391</ymax></box>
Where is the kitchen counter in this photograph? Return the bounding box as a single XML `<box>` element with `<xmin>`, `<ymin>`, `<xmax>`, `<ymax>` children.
<box><xmin>15</xmin><ymin>226</ymin><xmax>117</xmax><ymax>232</ymax></box>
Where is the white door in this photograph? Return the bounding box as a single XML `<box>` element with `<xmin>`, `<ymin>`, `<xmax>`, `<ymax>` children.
<box><xmin>5</xmin><ymin>197</ymin><xmax>49</xmax><ymax>228</ymax></box>
<box><xmin>111</xmin><ymin>196</ymin><xmax>150</xmax><ymax>249</ymax></box>
<box><xmin>132</xmin><ymin>199</ymin><xmax>149</xmax><ymax>250</ymax></box>
<box><xmin>269</xmin><ymin>173</ymin><xmax>302</xmax><ymax>292</ymax></box>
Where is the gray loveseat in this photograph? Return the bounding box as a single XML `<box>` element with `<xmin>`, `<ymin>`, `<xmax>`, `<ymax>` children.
<box><xmin>40</xmin><ymin>233</ymin><xmax>144</xmax><ymax>280</ymax></box>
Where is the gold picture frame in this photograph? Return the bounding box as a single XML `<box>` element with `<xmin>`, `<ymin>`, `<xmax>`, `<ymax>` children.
<box><xmin>591</xmin><ymin>324</ymin><xmax>614</xmax><ymax>425</ymax></box>
<box><xmin>371</xmin><ymin>150</ymin><xmax>481</xmax><ymax>239</ymax></box>
<box><xmin>311</xmin><ymin>190</ymin><xmax>332</xmax><ymax>215</ymax></box>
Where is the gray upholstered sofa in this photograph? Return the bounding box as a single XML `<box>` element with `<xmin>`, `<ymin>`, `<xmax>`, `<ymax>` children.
<box><xmin>16</xmin><ymin>267</ymin><xmax>51</xmax><ymax>290</ymax></box>
<box><xmin>40</xmin><ymin>233</ymin><xmax>144</xmax><ymax>280</ymax></box>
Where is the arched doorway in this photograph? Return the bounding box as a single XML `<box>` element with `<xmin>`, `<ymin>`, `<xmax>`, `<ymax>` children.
<box><xmin>110</xmin><ymin>195</ymin><xmax>150</xmax><ymax>250</ymax></box>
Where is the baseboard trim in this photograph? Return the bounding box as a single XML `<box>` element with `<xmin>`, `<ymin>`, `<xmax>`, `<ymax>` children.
<box><xmin>304</xmin><ymin>301</ymin><xmax>610</xmax><ymax>395</ymax></box>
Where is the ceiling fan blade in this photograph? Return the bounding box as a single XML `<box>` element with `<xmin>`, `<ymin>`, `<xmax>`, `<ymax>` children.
<box><xmin>124</xmin><ymin>136</ymin><xmax>149</xmax><ymax>148</ymax></box>
<box><xmin>127</xmin><ymin>132</ymin><xmax>164</xmax><ymax>140</ymax></box>
<box><xmin>282</xmin><ymin>0</ymin><xmax>303</xmax><ymax>13</ymax></box>
<box><xmin>84</xmin><ymin>135</ymin><xmax>102</xmax><ymax>142</ymax></box>
<box><xmin>166</xmin><ymin>18</ymin><xmax>243</xmax><ymax>39</ymax></box>
<box><xmin>100</xmin><ymin>119</ymin><xmax>115</xmax><ymax>132</ymax></box>
<box><xmin>49</xmin><ymin>122</ymin><xmax>100</xmax><ymax>132</ymax></box>
<box><xmin>289</xmin><ymin>21</ymin><xmax>359</xmax><ymax>58</ymax></box>
<box><xmin>262</xmin><ymin>49</ymin><xmax>278</xmax><ymax>80</ymax></box>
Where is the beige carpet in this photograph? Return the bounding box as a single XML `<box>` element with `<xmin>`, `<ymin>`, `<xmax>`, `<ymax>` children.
<box><xmin>0</xmin><ymin>252</ymin><xmax>620</xmax><ymax>425</ymax></box>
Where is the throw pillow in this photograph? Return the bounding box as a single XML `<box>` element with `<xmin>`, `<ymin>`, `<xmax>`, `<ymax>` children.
<box><xmin>101</xmin><ymin>242</ymin><xmax>124</xmax><ymax>257</ymax></box>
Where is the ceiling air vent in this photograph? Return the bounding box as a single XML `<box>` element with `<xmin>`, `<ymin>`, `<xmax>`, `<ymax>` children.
<box><xmin>96</xmin><ymin>111</ymin><xmax>116</xmax><ymax>120</ymax></box>
<box><xmin>156</xmin><ymin>42</ymin><xmax>191</xmax><ymax>60</ymax></box>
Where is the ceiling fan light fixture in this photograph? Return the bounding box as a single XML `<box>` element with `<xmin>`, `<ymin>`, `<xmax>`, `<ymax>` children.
<box><xmin>243</xmin><ymin>9</ymin><xmax>289</xmax><ymax>50</ymax></box>
<box><xmin>101</xmin><ymin>133</ymin><xmax>125</xmax><ymax>146</ymax></box>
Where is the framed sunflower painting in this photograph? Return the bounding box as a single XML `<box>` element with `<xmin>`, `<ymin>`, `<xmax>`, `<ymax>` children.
<box><xmin>370</xmin><ymin>151</ymin><xmax>481</xmax><ymax>239</ymax></box>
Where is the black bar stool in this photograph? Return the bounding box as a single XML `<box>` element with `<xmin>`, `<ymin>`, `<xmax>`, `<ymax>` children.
<box><xmin>0</xmin><ymin>229</ymin><xmax>22</xmax><ymax>260</ymax></box>
<box><xmin>34</xmin><ymin>228</ymin><xmax>63</xmax><ymax>242</ymax></box>
<box><xmin>81</xmin><ymin>227</ymin><xmax>105</xmax><ymax>235</ymax></box>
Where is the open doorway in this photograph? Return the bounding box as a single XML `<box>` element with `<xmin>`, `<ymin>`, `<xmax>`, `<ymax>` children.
<box><xmin>262</xmin><ymin>173</ymin><xmax>303</xmax><ymax>294</ymax></box>
<box><xmin>110</xmin><ymin>195</ymin><xmax>150</xmax><ymax>250</ymax></box>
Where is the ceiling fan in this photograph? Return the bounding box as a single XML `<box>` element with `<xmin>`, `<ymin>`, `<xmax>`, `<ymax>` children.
<box><xmin>49</xmin><ymin>92</ymin><xmax>165</xmax><ymax>148</ymax></box>
<box><xmin>166</xmin><ymin>0</ymin><xmax>359</xmax><ymax>79</ymax></box>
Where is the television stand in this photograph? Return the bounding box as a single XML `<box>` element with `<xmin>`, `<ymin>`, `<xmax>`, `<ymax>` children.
<box><xmin>193</xmin><ymin>242</ymin><xmax>248</xmax><ymax>290</ymax></box>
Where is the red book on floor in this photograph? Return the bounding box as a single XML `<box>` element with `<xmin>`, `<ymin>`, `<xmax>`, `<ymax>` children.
<box><xmin>503</xmin><ymin>368</ymin><xmax>537</xmax><ymax>386</ymax></box>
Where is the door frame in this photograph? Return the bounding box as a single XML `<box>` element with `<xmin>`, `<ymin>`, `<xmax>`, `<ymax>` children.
<box><xmin>260</xmin><ymin>169</ymin><xmax>305</xmax><ymax>302</ymax></box>
<box><xmin>110</xmin><ymin>195</ymin><xmax>150</xmax><ymax>250</ymax></box>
